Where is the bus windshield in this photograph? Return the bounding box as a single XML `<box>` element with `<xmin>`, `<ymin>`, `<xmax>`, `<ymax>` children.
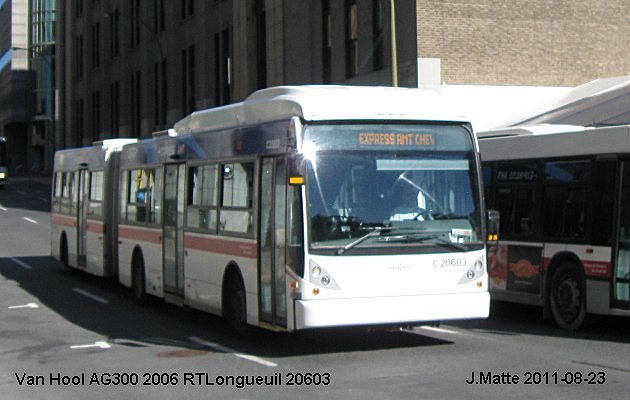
<box><xmin>303</xmin><ymin>124</ymin><xmax>482</xmax><ymax>255</ymax></box>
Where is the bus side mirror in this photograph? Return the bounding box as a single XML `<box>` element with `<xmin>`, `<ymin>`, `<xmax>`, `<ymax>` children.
<box><xmin>487</xmin><ymin>209</ymin><xmax>500</xmax><ymax>242</ymax></box>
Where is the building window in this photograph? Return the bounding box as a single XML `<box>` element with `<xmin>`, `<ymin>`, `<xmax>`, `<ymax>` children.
<box><xmin>130</xmin><ymin>72</ymin><xmax>141</xmax><ymax>137</ymax></box>
<box><xmin>109</xmin><ymin>81</ymin><xmax>120</xmax><ymax>135</ymax></box>
<box><xmin>154</xmin><ymin>59</ymin><xmax>167</xmax><ymax>129</ymax></box>
<box><xmin>322</xmin><ymin>0</ymin><xmax>332</xmax><ymax>83</ymax></box>
<box><xmin>182</xmin><ymin>46</ymin><xmax>195</xmax><ymax>116</ymax></box>
<box><xmin>92</xmin><ymin>91</ymin><xmax>101</xmax><ymax>142</ymax></box>
<box><xmin>181</xmin><ymin>0</ymin><xmax>195</xmax><ymax>19</ymax></box>
<box><xmin>154</xmin><ymin>0</ymin><xmax>166</xmax><ymax>33</ymax></box>
<box><xmin>75</xmin><ymin>99</ymin><xmax>84</xmax><ymax>146</ymax></box>
<box><xmin>108</xmin><ymin>10</ymin><xmax>120</xmax><ymax>59</ymax></box>
<box><xmin>130</xmin><ymin>0</ymin><xmax>141</xmax><ymax>48</ymax></box>
<box><xmin>372</xmin><ymin>0</ymin><xmax>385</xmax><ymax>71</ymax></box>
<box><xmin>74</xmin><ymin>0</ymin><xmax>84</xmax><ymax>17</ymax></box>
<box><xmin>255</xmin><ymin>0</ymin><xmax>267</xmax><ymax>89</ymax></box>
<box><xmin>75</xmin><ymin>35</ymin><xmax>84</xmax><ymax>78</ymax></box>
<box><xmin>345</xmin><ymin>0</ymin><xmax>359</xmax><ymax>78</ymax></box>
<box><xmin>91</xmin><ymin>23</ymin><xmax>100</xmax><ymax>69</ymax></box>
<box><xmin>214</xmin><ymin>29</ymin><xmax>231</xmax><ymax>106</ymax></box>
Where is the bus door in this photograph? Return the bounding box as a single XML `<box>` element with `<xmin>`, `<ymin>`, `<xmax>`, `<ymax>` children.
<box><xmin>614</xmin><ymin>162</ymin><xmax>630</xmax><ymax>308</ymax></box>
<box><xmin>259</xmin><ymin>157</ymin><xmax>287</xmax><ymax>327</ymax></box>
<box><xmin>77</xmin><ymin>169</ymin><xmax>89</xmax><ymax>267</ymax></box>
<box><xmin>163</xmin><ymin>163</ymin><xmax>186</xmax><ymax>296</ymax></box>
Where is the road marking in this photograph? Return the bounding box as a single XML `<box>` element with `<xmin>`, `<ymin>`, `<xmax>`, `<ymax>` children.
<box><xmin>72</xmin><ymin>288</ymin><xmax>109</xmax><ymax>304</ymax></box>
<box><xmin>10</xmin><ymin>258</ymin><xmax>33</xmax><ymax>270</ymax></box>
<box><xmin>412</xmin><ymin>326</ymin><xmax>496</xmax><ymax>341</ymax></box>
<box><xmin>189</xmin><ymin>336</ymin><xmax>278</xmax><ymax>367</ymax></box>
<box><xmin>419</xmin><ymin>326</ymin><xmax>460</xmax><ymax>335</ymax></box>
<box><xmin>23</xmin><ymin>217</ymin><xmax>38</xmax><ymax>224</ymax></box>
<box><xmin>8</xmin><ymin>302</ymin><xmax>39</xmax><ymax>309</ymax></box>
<box><xmin>70</xmin><ymin>341</ymin><xmax>111</xmax><ymax>350</ymax></box>
<box><xmin>571</xmin><ymin>360</ymin><xmax>630</xmax><ymax>374</ymax></box>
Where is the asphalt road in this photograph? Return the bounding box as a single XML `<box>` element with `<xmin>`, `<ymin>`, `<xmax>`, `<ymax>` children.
<box><xmin>1</xmin><ymin>178</ymin><xmax>629</xmax><ymax>399</ymax></box>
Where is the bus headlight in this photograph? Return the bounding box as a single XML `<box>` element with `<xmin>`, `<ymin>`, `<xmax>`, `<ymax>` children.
<box><xmin>0</xmin><ymin>172</ymin><xmax>5</xmax><ymax>179</ymax></box>
<box><xmin>458</xmin><ymin>255</ymin><xmax>486</xmax><ymax>285</ymax></box>
<box><xmin>474</xmin><ymin>257</ymin><xmax>484</xmax><ymax>271</ymax></box>
<box><xmin>309</xmin><ymin>261</ymin><xmax>341</xmax><ymax>290</ymax></box>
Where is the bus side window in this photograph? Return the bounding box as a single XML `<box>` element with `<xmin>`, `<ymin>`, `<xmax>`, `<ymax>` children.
<box><xmin>127</xmin><ymin>169</ymin><xmax>155</xmax><ymax>223</ymax></box>
<box><xmin>220</xmin><ymin>162</ymin><xmax>254</xmax><ymax>234</ymax></box>
<box><xmin>89</xmin><ymin>171</ymin><xmax>104</xmax><ymax>217</ymax></box>
<box><xmin>187</xmin><ymin>164</ymin><xmax>218</xmax><ymax>231</ymax></box>
<box><xmin>592</xmin><ymin>160</ymin><xmax>616</xmax><ymax>246</ymax></box>
<box><xmin>150</xmin><ymin>169</ymin><xmax>162</xmax><ymax>225</ymax></box>
<box><xmin>543</xmin><ymin>160</ymin><xmax>590</xmax><ymax>240</ymax></box>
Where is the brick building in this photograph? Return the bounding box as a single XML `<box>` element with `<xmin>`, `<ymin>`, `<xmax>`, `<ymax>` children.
<box><xmin>56</xmin><ymin>0</ymin><xmax>629</xmax><ymax>151</ymax></box>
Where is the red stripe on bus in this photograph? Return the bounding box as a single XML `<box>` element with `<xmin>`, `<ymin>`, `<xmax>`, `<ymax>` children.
<box><xmin>184</xmin><ymin>235</ymin><xmax>257</xmax><ymax>259</ymax></box>
<box><xmin>87</xmin><ymin>221</ymin><xmax>105</xmax><ymax>234</ymax></box>
<box><xmin>118</xmin><ymin>225</ymin><xmax>162</xmax><ymax>244</ymax></box>
<box><xmin>582</xmin><ymin>261</ymin><xmax>611</xmax><ymax>278</ymax></box>
<box><xmin>543</xmin><ymin>257</ymin><xmax>610</xmax><ymax>278</ymax></box>
<box><xmin>52</xmin><ymin>214</ymin><xmax>76</xmax><ymax>228</ymax></box>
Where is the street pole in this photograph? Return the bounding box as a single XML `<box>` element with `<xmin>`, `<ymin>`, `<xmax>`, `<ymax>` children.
<box><xmin>390</xmin><ymin>0</ymin><xmax>398</xmax><ymax>87</ymax></box>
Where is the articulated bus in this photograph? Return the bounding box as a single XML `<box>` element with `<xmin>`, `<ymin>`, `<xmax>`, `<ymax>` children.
<box><xmin>479</xmin><ymin>124</ymin><xmax>630</xmax><ymax>329</ymax></box>
<box><xmin>51</xmin><ymin>139</ymin><xmax>137</xmax><ymax>276</ymax></box>
<box><xmin>52</xmin><ymin>85</ymin><xmax>491</xmax><ymax>333</ymax></box>
<box><xmin>0</xmin><ymin>136</ymin><xmax>7</xmax><ymax>186</ymax></box>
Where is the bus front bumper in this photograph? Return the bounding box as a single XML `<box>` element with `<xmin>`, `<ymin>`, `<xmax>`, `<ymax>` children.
<box><xmin>294</xmin><ymin>291</ymin><xmax>490</xmax><ymax>330</ymax></box>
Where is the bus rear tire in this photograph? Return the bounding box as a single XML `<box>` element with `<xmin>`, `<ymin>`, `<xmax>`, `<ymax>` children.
<box><xmin>132</xmin><ymin>252</ymin><xmax>148</xmax><ymax>305</ymax></box>
<box><xmin>225</xmin><ymin>276</ymin><xmax>250</xmax><ymax>337</ymax></box>
<box><xmin>549</xmin><ymin>262</ymin><xmax>586</xmax><ymax>330</ymax></box>
<box><xmin>60</xmin><ymin>235</ymin><xmax>75</xmax><ymax>274</ymax></box>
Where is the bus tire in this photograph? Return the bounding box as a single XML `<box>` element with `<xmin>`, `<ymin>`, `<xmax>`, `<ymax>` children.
<box><xmin>225</xmin><ymin>275</ymin><xmax>250</xmax><ymax>337</ymax></box>
<box><xmin>132</xmin><ymin>252</ymin><xmax>148</xmax><ymax>305</ymax></box>
<box><xmin>549</xmin><ymin>262</ymin><xmax>586</xmax><ymax>330</ymax></box>
<box><xmin>60</xmin><ymin>234</ymin><xmax>75</xmax><ymax>274</ymax></box>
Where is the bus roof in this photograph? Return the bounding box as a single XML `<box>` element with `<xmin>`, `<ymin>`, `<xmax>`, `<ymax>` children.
<box><xmin>174</xmin><ymin>85</ymin><xmax>470</xmax><ymax>134</ymax></box>
<box><xmin>54</xmin><ymin>138</ymin><xmax>137</xmax><ymax>170</ymax></box>
<box><xmin>478</xmin><ymin>124</ymin><xmax>630</xmax><ymax>161</ymax></box>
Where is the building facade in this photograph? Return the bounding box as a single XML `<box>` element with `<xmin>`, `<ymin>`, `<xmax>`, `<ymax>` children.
<box><xmin>55</xmin><ymin>0</ymin><xmax>630</xmax><ymax>152</ymax></box>
<box><xmin>29</xmin><ymin>0</ymin><xmax>56</xmax><ymax>174</ymax></box>
<box><xmin>0</xmin><ymin>0</ymin><xmax>34</xmax><ymax>175</ymax></box>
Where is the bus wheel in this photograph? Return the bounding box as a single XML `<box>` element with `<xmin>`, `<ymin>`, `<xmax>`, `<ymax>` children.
<box><xmin>60</xmin><ymin>235</ymin><xmax>74</xmax><ymax>274</ymax></box>
<box><xmin>226</xmin><ymin>277</ymin><xmax>249</xmax><ymax>337</ymax></box>
<box><xmin>132</xmin><ymin>253</ymin><xmax>148</xmax><ymax>305</ymax></box>
<box><xmin>549</xmin><ymin>262</ymin><xmax>586</xmax><ymax>330</ymax></box>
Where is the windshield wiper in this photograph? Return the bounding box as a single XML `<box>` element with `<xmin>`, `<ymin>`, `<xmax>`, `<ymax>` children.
<box><xmin>336</xmin><ymin>226</ymin><xmax>395</xmax><ymax>255</ymax></box>
<box><xmin>429</xmin><ymin>237</ymin><xmax>469</xmax><ymax>252</ymax></box>
<box><xmin>378</xmin><ymin>233</ymin><xmax>470</xmax><ymax>251</ymax></box>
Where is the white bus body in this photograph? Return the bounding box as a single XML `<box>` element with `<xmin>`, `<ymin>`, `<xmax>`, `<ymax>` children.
<box><xmin>479</xmin><ymin>124</ymin><xmax>630</xmax><ymax>329</ymax></box>
<box><xmin>0</xmin><ymin>136</ymin><xmax>8</xmax><ymax>186</ymax></box>
<box><xmin>54</xmin><ymin>86</ymin><xmax>490</xmax><ymax>332</ymax></box>
<box><xmin>51</xmin><ymin>139</ymin><xmax>137</xmax><ymax>276</ymax></box>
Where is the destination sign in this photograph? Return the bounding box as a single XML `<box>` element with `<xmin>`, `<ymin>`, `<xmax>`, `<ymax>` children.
<box><xmin>303</xmin><ymin>123</ymin><xmax>472</xmax><ymax>152</ymax></box>
<box><xmin>358</xmin><ymin>132</ymin><xmax>436</xmax><ymax>146</ymax></box>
